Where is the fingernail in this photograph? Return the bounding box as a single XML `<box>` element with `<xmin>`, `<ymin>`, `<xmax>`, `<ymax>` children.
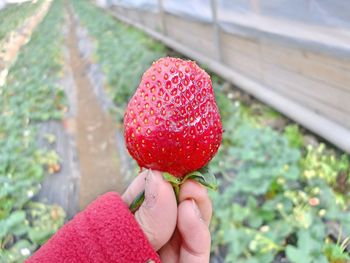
<box><xmin>192</xmin><ymin>199</ymin><xmax>204</xmax><ymax>222</ymax></box>
<box><xmin>144</xmin><ymin>170</ymin><xmax>158</xmax><ymax>209</ymax></box>
<box><xmin>139</xmin><ymin>169</ymin><xmax>148</xmax><ymax>178</ymax></box>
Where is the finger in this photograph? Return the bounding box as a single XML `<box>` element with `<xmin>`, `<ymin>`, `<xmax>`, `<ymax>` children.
<box><xmin>178</xmin><ymin>199</ymin><xmax>211</xmax><ymax>263</ymax></box>
<box><xmin>125</xmin><ymin>169</ymin><xmax>177</xmax><ymax>251</ymax></box>
<box><xmin>179</xmin><ymin>180</ymin><xmax>212</xmax><ymax>225</ymax></box>
<box><xmin>158</xmin><ymin>229</ymin><xmax>181</xmax><ymax>263</ymax></box>
<box><xmin>122</xmin><ymin>170</ymin><xmax>148</xmax><ymax>206</ymax></box>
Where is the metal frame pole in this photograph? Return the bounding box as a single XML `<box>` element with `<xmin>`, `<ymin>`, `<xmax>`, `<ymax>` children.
<box><xmin>250</xmin><ymin>0</ymin><xmax>261</xmax><ymax>14</ymax></box>
<box><xmin>210</xmin><ymin>0</ymin><xmax>222</xmax><ymax>62</ymax></box>
<box><xmin>158</xmin><ymin>0</ymin><xmax>167</xmax><ymax>35</ymax></box>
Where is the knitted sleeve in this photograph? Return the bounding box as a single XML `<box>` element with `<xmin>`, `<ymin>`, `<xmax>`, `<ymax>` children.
<box><xmin>26</xmin><ymin>192</ymin><xmax>161</xmax><ymax>263</ymax></box>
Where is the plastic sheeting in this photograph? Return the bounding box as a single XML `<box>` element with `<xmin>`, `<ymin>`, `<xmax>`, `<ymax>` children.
<box><xmin>111</xmin><ymin>0</ymin><xmax>350</xmax><ymax>28</ymax></box>
<box><xmin>110</xmin><ymin>0</ymin><xmax>350</xmax><ymax>55</ymax></box>
<box><xmin>163</xmin><ymin>0</ymin><xmax>212</xmax><ymax>22</ymax></box>
<box><xmin>217</xmin><ymin>1</ymin><xmax>350</xmax><ymax>56</ymax></box>
<box><xmin>110</xmin><ymin>0</ymin><xmax>157</xmax><ymax>12</ymax></box>
<box><xmin>219</xmin><ymin>0</ymin><xmax>350</xmax><ymax>29</ymax></box>
<box><xmin>0</xmin><ymin>1</ymin><xmax>5</xmax><ymax>10</ymax></box>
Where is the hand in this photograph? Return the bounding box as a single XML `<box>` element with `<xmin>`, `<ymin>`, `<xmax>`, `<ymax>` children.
<box><xmin>122</xmin><ymin>169</ymin><xmax>212</xmax><ymax>263</ymax></box>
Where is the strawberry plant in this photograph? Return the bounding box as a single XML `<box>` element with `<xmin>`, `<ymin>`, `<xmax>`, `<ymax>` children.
<box><xmin>0</xmin><ymin>0</ymin><xmax>66</xmax><ymax>261</ymax></box>
<box><xmin>209</xmin><ymin>98</ymin><xmax>350</xmax><ymax>262</ymax></box>
<box><xmin>0</xmin><ymin>0</ymin><xmax>44</xmax><ymax>44</ymax></box>
<box><xmin>284</xmin><ymin>124</ymin><xmax>304</xmax><ymax>148</ymax></box>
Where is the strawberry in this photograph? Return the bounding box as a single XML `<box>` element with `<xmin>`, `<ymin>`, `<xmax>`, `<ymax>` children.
<box><xmin>124</xmin><ymin>57</ymin><xmax>222</xmax><ymax>178</ymax></box>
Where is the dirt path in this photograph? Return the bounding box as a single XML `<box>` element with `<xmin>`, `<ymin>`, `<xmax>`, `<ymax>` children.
<box><xmin>0</xmin><ymin>0</ymin><xmax>52</xmax><ymax>86</ymax></box>
<box><xmin>66</xmin><ymin>4</ymin><xmax>123</xmax><ymax>209</ymax></box>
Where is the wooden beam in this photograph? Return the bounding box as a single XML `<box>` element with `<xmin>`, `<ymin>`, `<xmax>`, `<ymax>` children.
<box><xmin>210</xmin><ymin>0</ymin><xmax>222</xmax><ymax>61</ymax></box>
<box><xmin>250</xmin><ymin>0</ymin><xmax>261</xmax><ymax>14</ymax></box>
<box><xmin>157</xmin><ymin>0</ymin><xmax>167</xmax><ymax>35</ymax></box>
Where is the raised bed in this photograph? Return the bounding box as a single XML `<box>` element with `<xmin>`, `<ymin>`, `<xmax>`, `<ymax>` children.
<box><xmin>0</xmin><ymin>0</ymin><xmax>43</xmax><ymax>43</ymax></box>
<box><xmin>0</xmin><ymin>1</ymin><xmax>67</xmax><ymax>261</ymax></box>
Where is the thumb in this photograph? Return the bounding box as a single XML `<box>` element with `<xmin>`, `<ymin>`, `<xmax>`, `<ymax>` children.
<box><xmin>122</xmin><ymin>170</ymin><xmax>177</xmax><ymax>251</ymax></box>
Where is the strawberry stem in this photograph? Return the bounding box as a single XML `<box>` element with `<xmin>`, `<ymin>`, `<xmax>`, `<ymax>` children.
<box><xmin>171</xmin><ymin>183</ymin><xmax>180</xmax><ymax>203</ymax></box>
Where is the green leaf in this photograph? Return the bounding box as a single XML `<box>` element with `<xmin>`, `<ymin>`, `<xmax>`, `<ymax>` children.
<box><xmin>28</xmin><ymin>228</ymin><xmax>53</xmax><ymax>245</ymax></box>
<box><xmin>324</xmin><ymin>243</ymin><xmax>350</xmax><ymax>262</ymax></box>
<box><xmin>286</xmin><ymin>245</ymin><xmax>311</xmax><ymax>263</ymax></box>
<box><xmin>247</xmin><ymin>215</ymin><xmax>263</xmax><ymax>228</ymax></box>
<box><xmin>163</xmin><ymin>173</ymin><xmax>181</xmax><ymax>184</ymax></box>
<box><xmin>183</xmin><ymin>166</ymin><xmax>218</xmax><ymax>190</ymax></box>
<box><xmin>298</xmin><ymin>230</ymin><xmax>322</xmax><ymax>253</ymax></box>
<box><xmin>0</xmin><ymin>210</ymin><xmax>26</xmax><ymax>239</ymax></box>
<box><xmin>5</xmin><ymin>210</ymin><xmax>26</xmax><ymax>228</ymax></box>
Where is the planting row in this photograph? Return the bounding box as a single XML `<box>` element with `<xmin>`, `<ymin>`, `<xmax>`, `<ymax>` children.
<box><xmin>0</xmin><ymin>1</ymin><xmax>66</xmax><ymax>262</ymax></box>
<box><xmin>0</xmin><ymin>0</ymin><xmax>43</xmax><ymax>44</ymax></box>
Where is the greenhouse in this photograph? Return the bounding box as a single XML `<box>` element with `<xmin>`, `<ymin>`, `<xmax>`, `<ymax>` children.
<box><xmin>0</xmin><ymin>0</ymin><xmax>350</xmax><ymax>262</ymax></box>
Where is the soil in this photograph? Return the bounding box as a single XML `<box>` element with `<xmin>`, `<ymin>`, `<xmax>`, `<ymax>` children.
<box><xmin>71</xmin><ymin>13</ymin><xmax>136</xmax><ymax>187</ymax></box>
<box><xmin>66</xmin><ymin>4</ymin><xmax>123</xmax><ymax>209</ymax></box>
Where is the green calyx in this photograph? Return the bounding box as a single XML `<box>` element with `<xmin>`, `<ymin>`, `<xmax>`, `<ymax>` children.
<box><xmin>129</xmin><ymin>165</ymin><xmax>217</xmax><ymax>213</ymax></box>
<box><xmin>163</xmin><ymin>165</ymin><xmax>218</xmax><ymax>191</ymax></box>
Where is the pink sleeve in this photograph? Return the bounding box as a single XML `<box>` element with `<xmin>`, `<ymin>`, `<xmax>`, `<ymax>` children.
<box><xmin>26</xmin><ymin>192</ymin><xmax>161</xmax><ymax>263</ymax></box>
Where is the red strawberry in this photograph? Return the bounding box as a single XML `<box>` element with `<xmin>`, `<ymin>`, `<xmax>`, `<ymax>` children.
<box><xmin>124</xmin><ymin>57</ymin><xmax>222</xmax><ymax>177</ymax></box>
